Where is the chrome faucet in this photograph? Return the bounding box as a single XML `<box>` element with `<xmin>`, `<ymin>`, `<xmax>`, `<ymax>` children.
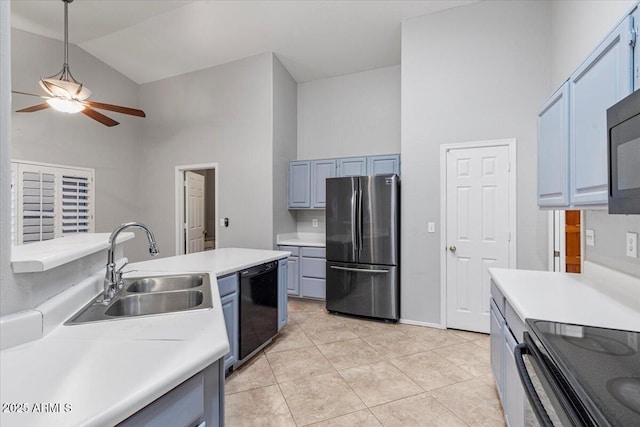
<box><xmin>104</xmin><ymin>222</ymin><xmax>159</xmax><ymax>301</ymax></box>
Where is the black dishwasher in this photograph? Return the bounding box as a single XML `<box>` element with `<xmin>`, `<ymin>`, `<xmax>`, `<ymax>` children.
<box><xmin>239</xmin><ymin>261</ymin><xmax>278</xmax><ymax>362</ymax></box>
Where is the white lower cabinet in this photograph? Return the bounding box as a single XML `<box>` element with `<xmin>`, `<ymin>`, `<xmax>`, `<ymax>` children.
<box><xmin>278</xmin><ymin>245</ymin><xmax>326</xmax><ymax>300</ymax></box>
<box><xmin>118</xmin><ymin>361</ymin><xmax>224</xmax><ymax>427</ymax></box>
<box><xmin>491</xmin><ymin>280</ymin><xmax>525</xmax><ymax>427</ymax></box>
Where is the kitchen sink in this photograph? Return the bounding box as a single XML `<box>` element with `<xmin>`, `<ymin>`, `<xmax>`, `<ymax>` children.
<box><xmin>65</xmin><ymin>273</ymin><xmax>212</xmax><ymax>325</ymax></box>
<box><xmin>126</xmin><ymin>275</ymin><xmax>204</xmax><ymax>293</ymax></box>
<box><xmin>105</xmin><ymin>291</ymin><xmax>204</xmax><ymax>317</ymax></box>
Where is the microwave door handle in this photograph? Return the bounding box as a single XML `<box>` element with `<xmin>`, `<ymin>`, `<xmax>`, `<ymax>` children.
<box><xmin>514</xmin><ymin>343</ymin><xmax>554</xmax><ymax>427</ymax></box>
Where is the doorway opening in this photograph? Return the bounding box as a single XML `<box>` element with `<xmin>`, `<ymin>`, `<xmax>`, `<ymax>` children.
<box><xmin>548</xmin><ymin>210</ymin><xmax>582</xmax><ymax>273</ymax></box>
<box><xmin>175</xmin><ymin>163</ymin><xmax>218</xmax><ymax>256</ymax></box>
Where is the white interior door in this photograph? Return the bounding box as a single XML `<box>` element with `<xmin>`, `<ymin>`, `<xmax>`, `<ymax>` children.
<box><xmin>445</xmin><ymin>144</ymin><xmax>512</xmax><ymax>333</ymax></box>
<box><xmin>185</xmin><ymin>171</ymin><xmax>205</xmax><ymax>254</ymax></box>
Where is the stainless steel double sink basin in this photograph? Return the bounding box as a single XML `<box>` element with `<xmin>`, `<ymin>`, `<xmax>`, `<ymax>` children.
<box><xmin>66</xmin><ymin>274</ymin><xmax>213</xmax><ymax>325</ymax></box>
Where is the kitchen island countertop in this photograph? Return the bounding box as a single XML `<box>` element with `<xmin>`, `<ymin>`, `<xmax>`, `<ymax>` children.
<box><xmin>0</xmin><ymin>248</ymin><xmax>289</xmax><ymax>427</ymax></box>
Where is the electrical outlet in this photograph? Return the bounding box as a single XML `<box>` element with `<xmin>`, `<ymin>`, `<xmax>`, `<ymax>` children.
<box><xmin>427</xmin><ymin>222</ymin><xmax>435</xmax><ymax>233</ymax></box>
<box><xmin>312</xmin><ymin>219</ymin><xmax>319</xmax><ymax>228</ymax></box>
<box><xmin>585</xmin><ymin>229</ymin><xmax>595</xmax><ymax>247</ymax></box>
<box><xmin>626</xmin><ymin>232</ymin><xmax>638</xmax><ymax>258</ymax></box>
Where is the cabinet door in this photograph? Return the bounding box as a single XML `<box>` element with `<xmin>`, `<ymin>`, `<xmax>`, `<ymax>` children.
<box><xmin>289</xmin><ymin>161</ymin><xmax>311</xmax><ymax>208</ymax></box>
<box><xmin>311</xmin><ymin>160</ymin><xmax>336</xmax><ymax>208</ymax></box>
<box><xmin>337</xmin><ymin>157</ymin><xmax>367</xmax><ymax>177</ymax></box>
<box><xmin>503</xmin><ymin>325</ymin><xmax>525</xmax><ymax>427</ymax></box>
<box><xmin>301</xmin><ymin>277</ymin><xmax>326</xmax><ymax>299</ymax></box>
<box><xmin>569</xmin><ymin>16</ymin><xmax>633</xmax><ymax>205</ymax></box>
<box><xmin>367</xmin><ymin>155</ymin><xmax>400</xmax><ymax>176</ymax></box>
<box><xmin>490</xmin><ymin>299</ymin><xmax>505</xmax><ymax>400</ymax></box>
<box><xmin>278</xmin><ymin>258</ymin><xmax>288</xmax><ymax>330</ymax></box>
<box><xmin>287</xmin><ymin>256</ymin><xmax>300</xmax><ymax>296</ymax></box>
<box><xmin>538</xmin><ymin>82</ymin><xmax>570</xmax><ymax>207</ymax></box>
<box><xmin>221</xmin><ymin>293</ymin><xmax>238</xmax><ymax>370</ymax></box>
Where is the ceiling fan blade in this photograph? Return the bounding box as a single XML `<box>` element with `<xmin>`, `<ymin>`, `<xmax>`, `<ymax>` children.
<box><xmin>81</xmin><ymin>107</ymin><xmax>119</xmax><ymax>127</ymax></box>
<box><xmin>83</xmin><ymin>101</ymin><xmax>146</xmax><ymax>117</ymax></box>
<box><xmin>12</xmin><ymin>90</ymin><xmax>52</xmax><ymax>100</ymax></box>
<box><xmin>16</xmin><ymin>103</ymin><xmax>51</xmax><ymax>113</ymax></box>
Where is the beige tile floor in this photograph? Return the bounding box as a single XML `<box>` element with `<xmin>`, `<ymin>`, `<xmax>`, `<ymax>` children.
<box><xmin>225</xmin><ymin>298</ymin><xmax>505</xmax><ymax>426</ymax></box>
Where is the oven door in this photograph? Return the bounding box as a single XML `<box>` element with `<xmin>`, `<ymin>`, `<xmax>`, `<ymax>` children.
<box><xmin>514</xmin><ymin>333</ymin><xmax>590</xmax><ymax>427</ymax></box>
<box><xmin>608</xmin><ymin>112</ymin><xmax>640</xmax><ymax>214</ymax></box>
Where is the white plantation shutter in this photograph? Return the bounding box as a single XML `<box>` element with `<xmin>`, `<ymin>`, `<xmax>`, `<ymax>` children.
<box><xmin>12</xmin><ymin>161</ymin><xmax>95</xmax><ymax>245</ymax></box>
<box><xmin>19</xmin><ymin>165</ymin><xmax>57</xmax><ymax>244</ymax></box>
<box><xmin>10</xmin><ymin>163</ymin><xmax>17</xmax><ymax>246</ymax></box>
<box><xmin>59</xmin><ymin>169</ymin><xmax>94</xmax><ymax>235</ymax></box>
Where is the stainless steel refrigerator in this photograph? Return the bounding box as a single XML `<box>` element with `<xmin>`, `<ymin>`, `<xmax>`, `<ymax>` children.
<box><xmin>325</xmin><ymin>174</ymin><xmax>400</xmax><ymax>321</ymax></box>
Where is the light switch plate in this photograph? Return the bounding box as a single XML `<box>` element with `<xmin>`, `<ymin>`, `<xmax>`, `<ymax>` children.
<box><xmin>312</xmin><ymin>219</ymin><xmax>319</xmax><ymax>228</ymax></box>
<box><xmin>626</xmin><ymin>232</ymin><xmax>638</xmax><ymax>258</ymax></box>
<box><xmin>427</xmin><ymin>222</ymin><xmax>435</xmax><ymax>233</ymax></box>
<box><xmin>585</xmin><ymin>229</ymin><xmax>595</xmax><ymax>247</ymax></box>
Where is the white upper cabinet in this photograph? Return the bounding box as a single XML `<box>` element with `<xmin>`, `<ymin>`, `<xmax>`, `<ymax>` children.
<box><xmin>569</xmin><ymin>15</ymin><xmax>634</xmax><ymax>206</ymax></box>
<box><xmin>288</xmin><ymin>161</ymin><xmax>311</xmax><ymax>208</ymax></box>
<box><xmin>538</xmin><ymin>82</ymin><xmax>570</xmax><ymax>207</ymax></box>
<box><xmin>311</xmin><ymin>159</ymin><xmax>336</xmax><ymax>208</ymax></box>
<box><xmin>537</xmin><ymin>14</ymin><xmax>635</xmax><ymax>209</ymax></box>
<box><xmin>367</xmin><ymin>154</ymin><xmax>400</xmax><ymax>176</ymax></box>
<box><xmin>337</xmin><ymin>157</ymin><xmax>367</xmax><ymax>177</ymax></box>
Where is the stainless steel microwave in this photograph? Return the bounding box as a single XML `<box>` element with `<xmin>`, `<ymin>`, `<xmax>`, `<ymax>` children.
<box><xmin>607</xmin><ymin>89</ymin><xmax>640</xmax><ymax>214</ymax></box>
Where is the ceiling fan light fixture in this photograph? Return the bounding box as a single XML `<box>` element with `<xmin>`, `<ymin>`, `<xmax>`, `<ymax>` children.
<box><xmin>46</xmin><ymin>98</ymin><xmax>85</xmax><ymax>113</ymax></box>
<box><xmin>39</xmin><ymin>78</ymin><xmax>91</xmax><ymax>100</ymax></box>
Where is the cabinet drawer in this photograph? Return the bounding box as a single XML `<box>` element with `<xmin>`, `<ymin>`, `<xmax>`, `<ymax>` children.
<box><xmin>301</xmin><ymin>257</ymin><xmax>325</xmax><ymax>279</ymax></box>
<box><xmin>278</xmin><ymin>245</ymin><xmax>299</xmax><ymax>256</ymax></box>
<box><xmin>505</xmin><ymin>300</ymin><xmax>525</xmax><ymax>343</ymax></box>
<box><xmin>217</xmin><ymin>273</ymin><xmax>238</xmax><ymax>297</ymax></box>
<box><xmin>490</xmin><ymin>280</ymin><xmax>506</xmax><ymax>317</ymax></box>
<box><xmin>301</xmin><ymin>277</ymin><xmax>326</xmax><ymax>299</ymax></box>
<box><xmin>301</xmin><ymin>247</ymin><xmax>325</xmax><ymax>258</ymax></box>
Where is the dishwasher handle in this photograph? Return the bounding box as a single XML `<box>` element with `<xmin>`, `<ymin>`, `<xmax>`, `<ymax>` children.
<box><xmin>514</xmin><ymin>342</ymin><xmax>554</xmax><ymax>427</ymax></box>
<box><xmin>240</xmin><ymin>262</ymin><xmax>276</xmax><ymax>277</ymax></box>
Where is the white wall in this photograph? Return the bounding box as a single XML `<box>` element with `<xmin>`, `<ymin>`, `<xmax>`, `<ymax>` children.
<box><xmin>297</xmin><ymin>66</ymin><xmax>400</xmax><ymax>159</ymax></box>
<box><xmin>294</xmin><ymin>66</ymin><xmax>401</xmax><ymax>233</ymax></box>
<box><xmin>401</xmin><ymin>0</ymin><xmax>550</xmax><ymax>325</ymax></box>
<box><xmin>272</xmin><ymin>56</ymin><xmax>298</xmax><ymax>246</ymax></box>
<box><xmin>138</xmin><ymin>53</ymin><xmax>276</xmax><ymax>256</ymax></box>
<box><xmin>3</xmin><ymin>30</ymin><xmax>144</xmax><ymax>315</ymax></box>
<box><xmin>548</xmin><ymin>0</ymin><xmax>640</xmax><ymax>278</ymax></box>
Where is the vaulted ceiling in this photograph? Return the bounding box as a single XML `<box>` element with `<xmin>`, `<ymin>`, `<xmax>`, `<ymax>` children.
<box><xmin>11</xmin><ymin>0</ymin><xmax>475</xmax><ymax>84</ymax></box>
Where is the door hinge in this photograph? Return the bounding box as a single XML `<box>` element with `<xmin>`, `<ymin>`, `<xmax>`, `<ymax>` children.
<box><xmin>508</xmin><ymin>231</ymin><xmax>512</xmax><ymax>242</ymax></box>
<box><xmin>508</xmin><ymin>161</ymin><xmax>511</xmax><ymax>172</ymax></box>
<box><xmin>554</xmin><ymin>250</ymin><xmax>560</xmax><ymax>258</ymax></box>
<box><xmin>184</xmin><ymin>222</ymin><xmax>187</xmax><ymax>230</ymax></box>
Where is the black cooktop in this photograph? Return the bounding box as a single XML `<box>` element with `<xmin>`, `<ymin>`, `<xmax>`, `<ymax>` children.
<box><xmin>527</xmin><ymin>319</ymin><xmax>640</xmax><ymax>427</ymax></box>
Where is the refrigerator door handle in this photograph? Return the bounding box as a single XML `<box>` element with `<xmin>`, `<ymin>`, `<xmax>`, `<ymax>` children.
<box><xmin>357</xmin><ymin>187</ymin><xmax>363</xmax><ymax>252</ymax></box>
<box><xmin>351</xmin><ymin>181</ymin><xmax>357</xmax><ymax>260</ymax></box>
<box><xmin>330</xmin><ymin>266</ymin><xmax>389</xmax><ymax>274</ymax></box>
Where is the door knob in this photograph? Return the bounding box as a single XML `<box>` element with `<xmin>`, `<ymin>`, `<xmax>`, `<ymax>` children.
<box><xmin>449</xmin><ymin>245</ymin><xmax>457</xmax><ymax>253</ymax></box>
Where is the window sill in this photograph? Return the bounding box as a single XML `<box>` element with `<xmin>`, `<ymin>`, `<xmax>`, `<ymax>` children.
<box><xmin>11</xmin><ymin>232</ymin><xmax>134</xmax><ymax>273</ymax></box>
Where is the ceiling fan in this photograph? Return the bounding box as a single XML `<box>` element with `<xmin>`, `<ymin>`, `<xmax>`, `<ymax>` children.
<box><xmin>11</xmin><ymin>0</ymin><xmax>145</xmax><ymax>127</ymax></box>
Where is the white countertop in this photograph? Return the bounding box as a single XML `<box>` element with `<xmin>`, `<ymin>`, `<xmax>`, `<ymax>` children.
<box><xmin>0</xmin><ymin>248</ymin><xmax>289</xmax><ymax>427</ymax></box>
<box><xmin>489</xmin><ymin>263</ymin><xmax>640</xmax><ymax>332</ymax></box>
<box><xmin>277</xmin><ymin>232</ymin><xmax>325</xmax><ymax>247</ymax></box>
<box><xmin>11</xmin><ymin>233</ymin><xmax>135</xmax><ymax>273</ymax></box>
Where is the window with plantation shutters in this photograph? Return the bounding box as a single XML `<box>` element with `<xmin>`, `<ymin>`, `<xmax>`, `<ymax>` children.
<box><xmin>60</xmin><ymin>169</ymin><xmax>92</xmax><ymax>235</ymax></box>
<box><xmin>11</xmin><ymin>161</ymin><xmax>95</xmax><ymax>245</ymax></box>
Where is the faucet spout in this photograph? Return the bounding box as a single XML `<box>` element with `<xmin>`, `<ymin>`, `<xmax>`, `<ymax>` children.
<box><xmin>104</xmin><ymin>222</ymin><xmax>159</xmax><ymax>301</ymax></box>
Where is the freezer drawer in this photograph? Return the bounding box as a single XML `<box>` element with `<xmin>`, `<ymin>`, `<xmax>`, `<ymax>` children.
<box><xmin>326</xmin><ymin>262</ymin><xmax>399</xmax><ymax>321</ymax></box>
